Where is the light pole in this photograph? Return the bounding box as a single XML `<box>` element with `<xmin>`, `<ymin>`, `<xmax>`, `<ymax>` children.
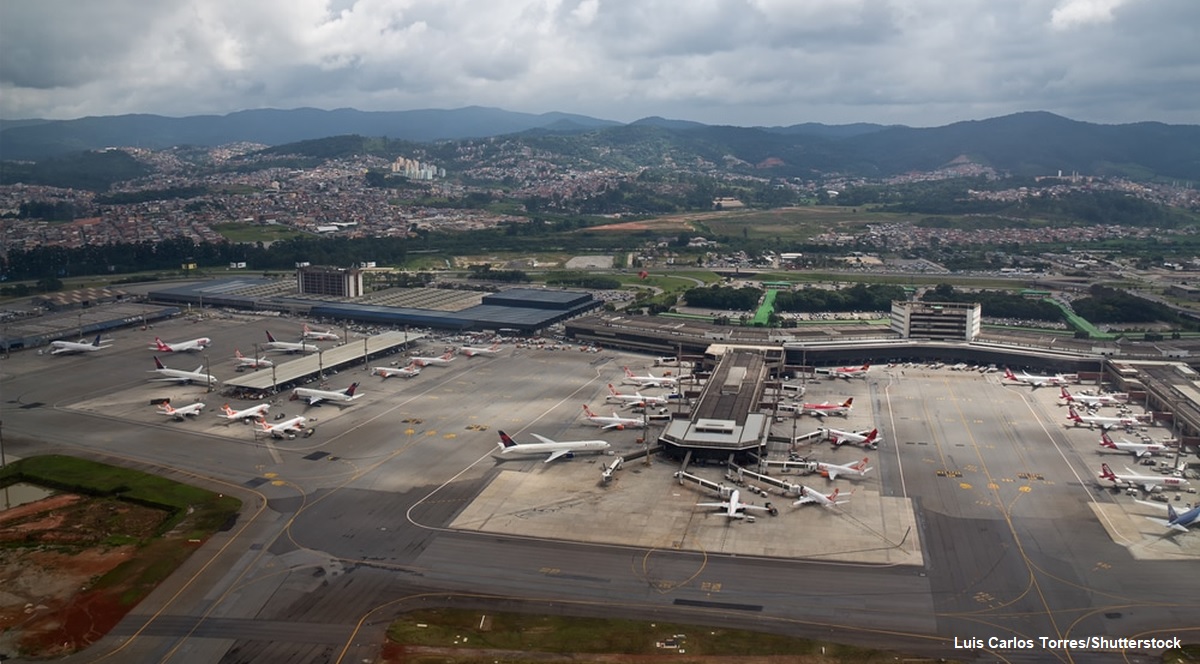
<box><xmin>318</xmin><ymin>349</ymin><xmax>324</xmax><ymax>380</ymax></box>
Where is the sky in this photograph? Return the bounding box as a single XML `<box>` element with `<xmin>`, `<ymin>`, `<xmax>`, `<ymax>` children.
<box><xmin>2</xmin><ymin>0</ymin><xmax>1197</xmax><ymax>128</ymax></box>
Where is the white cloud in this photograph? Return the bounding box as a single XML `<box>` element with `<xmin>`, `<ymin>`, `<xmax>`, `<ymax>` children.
<box><xmin>1050</xmin><ymin>0</ymin><xmax>1130</xmax><ymax>30</ymax></box>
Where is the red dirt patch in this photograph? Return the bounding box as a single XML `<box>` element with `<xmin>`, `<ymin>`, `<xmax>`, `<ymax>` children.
<box><xmin>0</xmin><ymin>493</ymin><xmax>169</xmax><ymax>658</ymax></box>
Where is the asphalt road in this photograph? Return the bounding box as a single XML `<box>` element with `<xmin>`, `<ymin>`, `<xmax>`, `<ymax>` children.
<box><xmin>2</xmin><ymin>317</ymin><xmax>1197</xmax><ymax>663</ymax></box>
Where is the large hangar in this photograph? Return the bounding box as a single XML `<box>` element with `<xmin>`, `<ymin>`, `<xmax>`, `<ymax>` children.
<box><xmin>148</xmin><ymin>279</ymin><xmax>600</xmax><ymax>333</ymax></box>
<box><xmin>311</xmin><ymin>288</ymin><xmax>600</xmax><ymax>332</ymax></box>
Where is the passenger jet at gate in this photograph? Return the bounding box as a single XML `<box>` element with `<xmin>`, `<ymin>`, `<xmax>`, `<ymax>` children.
<box><xmin>494</xmin><ymin>431</ymin><xmax>610</xmax><ymax>463</ymax></box>
<box><xmin>156</xmin><ymin>401</ymin><xmax>205</xmax><ymax>420</ymax></box>
<box><xmin>1068</xmin><ymin>406</ymin><xmax>1144</xmax><ymax>430</ymax></box>
<box><xmin>1003</xmin><ymin>367</ymin><xmax>1069</xmax><ymax>388</ymax></box>
<box><xmin>581</xmin><ymin>405</ymin><xmax>645</xmax><ymax>431</ymax></box>
<box><xmin>292</xmin><ymin>382</ymin><xmax>362</xmax><ymax>406</ymax></box>
<box><xmin>302</xmin><ymin>324</ymin><xmax>340</xmax><ymax>341</ymax></box>
<box><xmin>149</xmin><ymin>357</ymin><xmax>219</xmax><ymax>386</ymax></box>
<box><xmin>255</xmin><ymin>415</ymin><xmax>308</xmax><ymax>439</ymax></box>
<box><xmin>816</xmin><ymin>457</ymin><xmax>873</xmax><ymax>481</ymax></box>
<box><xmin>621</xmin><ymin>367</ymin><xmax>678</xmax><ymax>389</ymax></box>
<box><xmin>218</xmin><ymin>403</ymin><xmax>271</xmax><ymax>423</ymax></box>
<box><xmin>1060</xmin><ymin>386</ymin><xmax>1126</xmax><ymax>408</ymax></box>
<box><xmin>793</xmin><ymin>486</ymin><xmax>849</xmax><ymax>508</ymax></box>
<box><xmin>372</xmin><ymin>362</ymin><xmax>421</xmax><ymax>379</ymax></box>
<box><xmin>1099</xmin><ymin>432</ymin><xmax>1168</xmax><ymax>459</ymax></box>
<box><xmin>460</xmin><ymin>341</ymin><xmax>503</xmax><ymax>357</ymax></box>
<box><xmin>263</xmin><ymin>330</ymin><xmax>320</xmax><ymax>354</ymax></box>
<box><xmin>1098</xmin><ymin>463</ymin><xmax>1191</xmax><ymax>493</ymax></box>
<box><xmin>800</xmin><ymin>398</ymin><xmax>853</xmax><ymax>417</ymax></box>
<box><xmin>151</xmin><ymin>336</ymin><xmax>211</xmax><ymax>353</ymax></box>
<box><xmin>816</xmin><ymin>363</ymin><xmax>870</xmax><ymax>379</ymax></box>
<box><xmin>697</xmin><ymin>489</ymin><xmax>773</xmax><ymax>520</ymax></box>
<box><xmin>411</xmin><ymin>350</ymin><xmax>455</xmax><ymax>367</ymax></box>
<box><xmin>1136</xmin><ymin>501</ymin><xmax>1200</xmax><ymax>532</ymax></box>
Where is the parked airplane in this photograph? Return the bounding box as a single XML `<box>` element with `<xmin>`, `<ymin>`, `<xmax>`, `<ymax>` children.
<box><xmin>816</xmin><ymin>363</ymin><xmax>870</xmax><ymax>379</ymax></box>
<box><xmin>581</xmin><ymin>404</ymin><xmax>646</xmax><ymax>431</ymax></box>
<box><xmin>800</xmin><ymin>397</ymin><xmax>853</xmax><ymax>417</ymax></box>
<box><xmin>606</xmin><ymin>384</ymin><xmax>668</xmax><ymax>409</ymax></box>
<box><xmin>372</xmin><ymin>362</ymin><xmax>421</xmax><ymax>379</ymax></box>
<box><xmin>151</xmin><ymin>336</ymin><xmax>211</xmax><ymax>353</ymax></box>
<box><xmin>793</xmin><ymin>486</ymin><xmax>849</xmax><ymax>508</ymax></box>
<box><xmin>460</xmin><ymin>341</ymin><xmax>503</xmax><ymax>357</ymax></box>
<box><xmin>292</xmin><ymin>382</ymin><xmax>362</xmax><ymax>406</ymax></box>
<box><xmin>156</xmin><ymin>401</ymin><xmax>205</xmax><ymax>420</ymax></box>
<box><xmin>302</xmin><ymin>323</ymin><xmax>340</xmax><ymax>341</ymax></box>
<box><xmin>1135</xmin><ymin>500</ymin><xmax>1200</xmax><ymax>532</ymax></box>
<box><xmin>263</xmin><ymin>330</ymin><xmax>320</xmax><ymax>354</ymax></box>
<box><xmin>1003</xmin><ymin>367</ymin><xmax>1069</xmax><ymax>388</ymax></box>
<box><xmin>49</xmin><ymin>333</ymin><xmax>111</xmax><ymax>355</ymax></box>
<box><xmin>1098</xmin><ymin>463</ymin><xmax>1192</xmax><ymax>493</ymax></box>
<box><xmin>1060</xmin><ymin>386</ymin><xmax>1127</xmax><ymax>408</ymax></box>
<box><xmin>149</xmin><ymin>357</ymin><xmax>219</xmax><ymax>385</ymax></box>
<box><xmin>234</xmin><ymin>349</ymin><xmax>273</xmax><ymax>369</ymax></box>
<box><xmin>621</xmin><ymin>366</ymin><xmax>678</xmax><ymax>389</ymax></box>
<box><xmin>218</xmin><ymin>402</ymin><xmax>271</xmax><ymax>423</ymax></box>
<box><xmin>822</xmin><ymin>427</ymin><xmax>880</xmax><ymax>448</ymax></box>
<box><xmin>1068</xmin><ymin>406</ymin><xmax>1144</xmax><ymax>430</ymax></box>
<box><xmin>255</xmin><ymin>415</ymin><xmax>309</xmax><ymax>439</ymax></box>
<box><xmin>494</xmin><ymin>430</ymin><xmax>611</xmax><ymax>463</ymax></box>
<box><xmin>816</xmin><ymin>457</ymin><xmax>873</xmax><ymax>481</ymax></box>
<box><xmin>697</xmin><ymin>488</ymin><xmax>773</xmax><ymax>520</ymax></box>
<box><xmin>1099</xmin><ymin>432</ymin><xmax>1169</xmax><ymax>459</ymax></box>
<box><xmin>411</xmin><ymin>349</ymin><xmax>456</xmax><ymax>367</ymax></box>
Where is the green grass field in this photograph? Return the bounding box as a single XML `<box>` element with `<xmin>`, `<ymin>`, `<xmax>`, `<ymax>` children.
<box><xmin>387</xmin><ymin>608</ymin><xmax>908</xmax><ymax>661</ymax></box>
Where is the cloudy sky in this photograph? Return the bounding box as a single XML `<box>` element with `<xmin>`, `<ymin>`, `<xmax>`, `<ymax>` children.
<box><xmin>2</xmin><ymin>0</ymin><xmax>1196</xmax><ymax>127</ymax></box>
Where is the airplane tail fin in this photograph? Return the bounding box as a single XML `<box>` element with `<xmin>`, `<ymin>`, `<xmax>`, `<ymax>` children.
<box><xmin>1100</xmin><ymin>463</ymin><xmax>1117</xmax><ymax>481</ymax></box>
<box><xmin>235</xmin><ymin>349</ymin><xmax>245</xmax><ymax>359</ymax></box>
<box><xmin>161</xmin><ymin>403</ymin><xmax>175</xmax><ymax>413</ymax></box>
<box><xmin>1100</xmin><ymin>432</ymin><xmax>1116</xmax><ymax>449</ymax></box>
<box><xmin>497</xmin><ymin>431</ymin><xmax>518</xmax><ymax>449</ymax></box>
<box><xmin>155</xmin><ymin>337</ymin><xmax>171</xmax><ymax>351</ymax></box>
<box><xmin>852</xmin><ymin>457</ymin><xmax>870</xmax><ymax>471</ymax></box>
<box><xmin>222</xmin><ymin>404</ymin><xmax>235</xmax><ymax>416</ymax></box>
<box><xmin>864</xmin><ymin>429</ymin><xmax>878</xmax><ymax>442</ymax></box>
<box><xmin>1060</xmin><ymin>386</ymin><xmax>1071</xmax><ymax>400</ymax></box>
<box><xmin>582</xmin><ymin>404</ymin><xmax>595</xmax><ymax>417</ymax></box>
<box><xmin>1068</xmin><ymin>406</ymin><xmax>1081</xmax><ymax>421</ymax></box>
<box><xmin>442</xmin><ymin>350</ymin><xmax>454</xmax><ymax>360</ymax></box>
<box><xmin>843</xmin><ymin>397</ymin><xmax>854</xmax><ymax>408</ymax></box>
<box><xmin>608</xmin><ymin>383</ymin><xmax>620</xmax><ymax>396</ymax></box>
<box><xmin>624</xmin><ymin>366</ymin><xmax>634</xmax><ymax>377</ymax></box>
<box><xmin>1167</xmin><ymin>503</ymin><xmax>1179</xmax><ymax>522</ymax></box>
<box><xmin>92</xmin><ymin>333</ymin><xmax>103</xmax><ymax>346</ymax></box>
<box><xmin>827</xmin><ymin>488</ymin><xmax>839</xmax><ymax>502</ymax></box>
<box><xmin>265</xmin><ymin>330</ymin><xmax>277</xmax><ymax>343</ymax></box>
<box><xmin>345</xmin><ymin>383</ymin><xmax>359</xmax><ymax>396</ymax></box>
<box><xmin>1004</xmin><ymin>367</ymin><xmax>1015</xmax><ymax>380</ymax></box>
<box><xmin>153</xmin><ymin>356</ymin><xmax>166</xmax><ymax>370</ymax></box>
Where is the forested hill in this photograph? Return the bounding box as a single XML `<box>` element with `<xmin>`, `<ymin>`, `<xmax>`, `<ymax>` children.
<box><xmin>3</xmin><ymin>108</ymin><xmax>1199</xmax><ymax>181</ymax></box>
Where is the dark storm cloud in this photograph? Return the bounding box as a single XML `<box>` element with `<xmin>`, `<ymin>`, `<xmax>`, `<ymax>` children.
<box><xmin>0</xmin><ymin>0</ymin><xmax>1195</xmax><ymax>126</ymax></box>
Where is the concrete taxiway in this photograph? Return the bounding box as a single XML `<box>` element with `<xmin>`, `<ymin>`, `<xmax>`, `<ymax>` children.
<box><xmin>2</xmin><ymin>315</ymin><xmax>1197</xmax><ymax>663</ymax></box>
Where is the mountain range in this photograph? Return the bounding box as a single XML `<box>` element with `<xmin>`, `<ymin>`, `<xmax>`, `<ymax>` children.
<box><xmin>2</xmin><ymin>107</ymin><xmax>1198</xmax><ymax>181</ymax></box>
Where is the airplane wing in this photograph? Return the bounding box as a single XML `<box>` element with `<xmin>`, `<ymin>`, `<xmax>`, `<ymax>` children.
<box><xmin>793</xmin><ymin>495</ymin><xmax>817</xmax><ymax>506</ymax></box>
<box><xmin>696</xmin><ymin>501</ymin><xmax>728</xmax><ymax>509</ymax></box>
<box><xmin>600</xmin><ymin>422</ymin><xmax>622</xmax><ymax>431</ymax></box>
<box><xmin>741</xmin><ymin>504</ymin><xmax>771</xmax><ymax>512</ymax></box>
<box><xmin>544</xmin><ymin>450</ymin><xmax>571</xmax><ymax>463</ymax></box>
<box><xmin>825</xmin><ymin>468</ymin><xmax>841</xmax><ymax>481</ymax></box>
<box><xmin>307</xmin><ymin>395</ymin><xmax>325</xmax><ymax>406</ymax></box>
<box><xmin>530</xmin><ymin>434</ymin><xmax>557</xmax><ymax>445</ymax></box>
<box><xmin>1146</xmin><ymin>517</ymin><xmax>1189</xmax><ymax>532</ymax></box>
